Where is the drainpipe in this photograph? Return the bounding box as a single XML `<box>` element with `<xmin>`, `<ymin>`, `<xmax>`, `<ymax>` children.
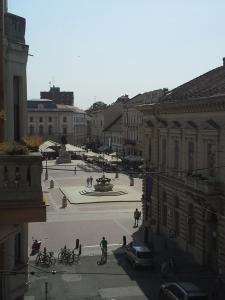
<box><xmin>0</xmin><ymin>1</ymin><xmax>4</xmax><ymax>142</ymax></box>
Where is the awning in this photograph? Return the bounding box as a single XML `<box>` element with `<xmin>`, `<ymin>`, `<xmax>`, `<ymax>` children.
<box><xmin>39</xmin><ymin>140</ymin><xmax>60</xmax><ymax>152</ymax></box>
<box><xmin>65</xmin><ymin>144</ymin><xmax>86</xmax><ymax>153</ymax></box>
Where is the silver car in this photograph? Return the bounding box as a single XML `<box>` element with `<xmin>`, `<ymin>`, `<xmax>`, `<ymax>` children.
<box><xmin>125</xmin><ymin>245</ymin><xmax>154</xmax><ymax>269</ymax></box>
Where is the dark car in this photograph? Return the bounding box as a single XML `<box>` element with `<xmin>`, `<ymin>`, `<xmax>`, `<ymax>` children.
<box><xmin>125</xmin><ymin>244</ymin><xmax>154</xmax><ymax>269</ymax></box>
<box><xmin>159</xmin><ymin>282</ymin><xmax>209</xmax><ymax>300</ymax></box>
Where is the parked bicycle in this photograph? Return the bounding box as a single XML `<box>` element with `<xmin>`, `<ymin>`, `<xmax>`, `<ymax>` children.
<box><xmin>58</xmin><ymin>245</ymin><xmax>80</xmax><ymax>264</ymax></box>
<box><xmin>35</xmin><ymin>247</ymin><xmax>56</xmax><ymax>267</ymax></box>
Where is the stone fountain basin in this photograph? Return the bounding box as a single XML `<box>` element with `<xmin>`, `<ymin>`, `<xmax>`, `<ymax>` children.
<box><xmin>94</xmin><ymin>183</ymin><xmax>114</xmax><ymax>192</ymax></box>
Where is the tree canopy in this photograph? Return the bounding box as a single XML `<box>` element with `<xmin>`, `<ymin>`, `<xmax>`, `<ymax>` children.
<box><xmin>86</xmin><ymin>101</ymin><xmax>108</xmax><ymax>113</ymax></box>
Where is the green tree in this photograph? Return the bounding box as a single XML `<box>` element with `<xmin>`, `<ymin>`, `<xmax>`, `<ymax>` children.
<box><xmin>86</xmin><ymin>101</ymin><xmax>108</xmax><ymax>113</ymax></box>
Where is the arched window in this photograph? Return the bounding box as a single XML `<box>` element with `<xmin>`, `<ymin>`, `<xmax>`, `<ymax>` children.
<box><xmin>162</xmin><ymin>191</ymin><xmax>167</xmax><ymax>226</ymax></box>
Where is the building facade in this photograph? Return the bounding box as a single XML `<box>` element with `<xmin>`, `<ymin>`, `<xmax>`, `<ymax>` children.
<box><xmin>40</xmin><ymin>85</ymin><xmax>74</xmax><ymax>106</ymax></box>
<box><xmin>27</xmin><ymin>100</ymin><xmax>87</xmax><ymax>145</ymax></box>
<box><xmin>103</xmin><ymin>115</ymin><xmax>123</xmax><ymax>154</ymax></box>
<box><xmin>139</xmin><ymin>59</ymin><xmax>225</xmax><ymax>273</ymax></box>
<box><xmin>122</xmin><ymin>90</ymin><xmax>165</xmax><ymax>157</ymax></box>
<box><xmin>0</xmin><ymin>2</ymin><xmax>46</xmax><ymax>300</ymax></box>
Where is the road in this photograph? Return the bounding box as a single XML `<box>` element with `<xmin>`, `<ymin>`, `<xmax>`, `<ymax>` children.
<box><xmin>25</xmin><ymin>161</ymin><xmax>214</xmax><ymax>300</ymax></box>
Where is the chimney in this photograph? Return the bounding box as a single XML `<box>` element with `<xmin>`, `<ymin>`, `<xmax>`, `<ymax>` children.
<box><xmin>223</xmin><ymin>57</ymin><xmax>225</xmax><ymax>67</ymax></box>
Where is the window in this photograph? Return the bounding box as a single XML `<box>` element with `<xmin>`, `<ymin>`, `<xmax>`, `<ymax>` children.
<box><xmin>162</xmin><ymin>191</ymin><xmax>167</xmax><ymax>226</ymax></box>
<box><xmin>207</xmin><ymin>143</ymin><xmax>215</xmax><ymax>177</ymax></box>
<box><xmin>49</xmin><ymin>116</ymin><xmax>52</xmax><ymax>122</ymax></box>
<box><xmin>14</xmin><ymin>233</ymin><xmax>21</xmax><ymax>265</ymax></box>
<box><xmin>174</xmin><ymin>140</ymin><xmax>179</xmax><ymax>170</ymax></box>
<box><xmin>63</xmin><ymin>116</ymin><xmax>67</xmax><ymax>123</ymax></box>
<box><xmin>63</xmin><ymin>127</ymin><xmax>67</xmax><ymax>135</ymax></box>
<box><xmin>29</xmin><ymin>125</ymin><xmax>34</xmax><ymax>135</ymax></box>
<box><xmin>39</xmin><ymin>117</ymin><xmax>43</xmax><ymax>123</ymax></box>
<box><xmin>188</xmin><ymin>203</ymin><xmax>195</xmax><ymax>245</ymax></box>
<box><xmin>161</xmin><ymin>138</ymin><xmax>167</xmax><ymax>169</ymax></box>
<box><xmin>30</xmin><ymin>116</ymin><xmax>33</xmax><ymax>122</ymax></box>
<box><xmin>48</xmin><ymin>125</ymin><xmax>53</xmax><ymax>135</ymax></box>
<box><xmin>175</xmin><ymin>196</ymin><xmax>180</xmax><ymax>237</ymax></box>
<box><xmin>188</xmin><ymin>141</ymin><xmax>194</xmax><ymax>172</ymax></box>
<box><xmin>39</xmin><ymin>125</ymin><xmax>43</xmax><ymax>135</ymax></box>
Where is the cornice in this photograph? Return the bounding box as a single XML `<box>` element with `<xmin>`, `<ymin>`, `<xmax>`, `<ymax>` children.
<box><xmin>138</xmin><ymin>95</ymin><xmax>225</xmax><ymax>115</ymax></box>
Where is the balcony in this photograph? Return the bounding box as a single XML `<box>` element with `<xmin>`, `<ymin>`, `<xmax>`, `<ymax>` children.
<box><xmin>0</xmin><ymin>153</ymin><xmax>46</xmax><ymax>224</ymax></box>
<box><xmin>184</xmin><ymin>173</ymin><xmax>222</xmax><ymax>195</ymax></box>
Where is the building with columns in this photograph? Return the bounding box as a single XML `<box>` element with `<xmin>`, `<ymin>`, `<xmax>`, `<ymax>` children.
<box><xmin>0</xmin><ymin>2</ymin><xmax>46</xmax><ymax>299</ymax></box>
<box><xmin>138</xmin><ymin>58</ymin><xmax>225</xmax><ymax>273</ymax></box>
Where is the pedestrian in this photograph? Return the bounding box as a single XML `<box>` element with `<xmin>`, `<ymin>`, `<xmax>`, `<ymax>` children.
<box><xmin>134</xmin><ymin>208</ymin><xmax>141</xmax><ymax>227</ymax></box>
<box><xmin>100</xmin><ymin>237</ymin><xmax>108</xmax><ymax>263</ymax></box>
<box><xmin>74</xmin><ymin>166</ymin><xmax>76</xmax><ymax>175</ymax></box>
<box><xmin>90</xmin><ymin>176</ymin><xmax>93</xmax><ymax>187</ymax></box>
<box><xmin>86</xmin><ymin>177</ymin><xmax>90</xmax><ymax>187</ymax></box>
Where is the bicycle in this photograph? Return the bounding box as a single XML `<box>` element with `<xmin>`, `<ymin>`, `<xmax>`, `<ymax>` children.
<box><xmin>97</xmin><ymin>247</ymin><xmax>107</xmax><ymax>265</ymax></box>
<box><xmin>35</xmin><ymin>247</ymin><xmax>56</xmax><ymax>267</ymax></box>
<box><xmin>58</xmin><ymin>245</ymin><xmax>80</xmax><ymax>264</ymax></box>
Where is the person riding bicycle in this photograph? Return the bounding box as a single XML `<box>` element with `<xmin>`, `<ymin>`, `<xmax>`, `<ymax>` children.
<box><xmin>100</xmin><ymin>237</ymin><xmax>108</xmax><ymax>262</ymax></box>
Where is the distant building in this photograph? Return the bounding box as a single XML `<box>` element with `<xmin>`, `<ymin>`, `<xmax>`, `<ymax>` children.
<box><xmin>40</xmin><ymin>85</ymin><xmax>74</xmax><ymax>106</ymax></box>
<box><xmin>103</xmin><ymin>115</ymin><xmax>123</xmax><ymax>154</ymax></box>
<box><xmin>122</xmin><ymin>90</ymin><xmax>165</xmax><ymax>157</ymax></box>
<box><xmin>27</xmin><ymin>99</ymin><xmax>87</xmax><ymax>145</ymax></box>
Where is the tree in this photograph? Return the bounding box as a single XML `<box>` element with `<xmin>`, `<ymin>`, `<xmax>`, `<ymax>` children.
<box><xmin>86</xmin><ymin>101</ymin><xmax>108</xmax><ymax>113</ymax></box>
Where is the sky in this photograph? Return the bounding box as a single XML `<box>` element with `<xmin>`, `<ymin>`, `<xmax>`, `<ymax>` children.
<box><xmin>8</xmin><ymin>0</ymin><xmax>225</xmax><ymax>110</ymax></box>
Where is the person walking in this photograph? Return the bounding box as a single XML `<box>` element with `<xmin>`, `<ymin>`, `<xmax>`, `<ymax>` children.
<box><xmin>134</xmin><ymin>208</ymin><xmax>141</xmax><ymax>227</ymax></box>
<box><xmin>74</xmin><ymin>166</ymin><xmax>76</xmax><ymax>175</ymax></box>
<box><xmin>86</xmin><ymin>177</ymin><xmax>90</xmax><ymax>187</ymax></box>
<box><xmin>100</xmin><ymin>237</ymin><xmax>108</xmax><ymax>263</ymax></box>
<box><xmin>90</xmin><ymin>176</ymin><xmax>93</xmax><ymax>187</ymax></box>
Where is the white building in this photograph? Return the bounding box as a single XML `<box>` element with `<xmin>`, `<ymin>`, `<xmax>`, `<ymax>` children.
<box><xmin>27</xmin><ymin>99</ymin><xmax>87</xmax><ymax>146</ymax></box>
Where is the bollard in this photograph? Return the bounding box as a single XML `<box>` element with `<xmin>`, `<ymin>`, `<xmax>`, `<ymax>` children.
<box><xmin>78</xmin><ymin>244</ymin><xmax>82</xmax><ymax>256</ymax></box>
<box><xmin>130</xmin><ymin>177</ymin><xmax>134</xmax><ymax>186</ymax></box>
<box><xmin>122</xmin><ymin>235</ymin><xmax>126</xmax><ymax>247</ymax></box>
<box><xmin>115</xmin><ymin>172</ymin><xmax>119</xmax><ymax>179</ymax></box>
<box><xmin>62</xmin><ymin>195</ymin><xmax>67</xmax><ymax>208</ymax></box>
<box><xmin>75</xmin><ymin>238</ymin><xmax>79</xmax><ymax>249</ymax></box>
<box><xmin>50</xmin><ymin>179</ymin><xmax>54</xmax><ymax>189</ymax></box>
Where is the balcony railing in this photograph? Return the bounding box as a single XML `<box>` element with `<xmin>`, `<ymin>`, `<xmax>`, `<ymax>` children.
<box><xmin>0</xmin><ymin>153</ymin><xmax>46</xmax><ymax>223</ymax></box>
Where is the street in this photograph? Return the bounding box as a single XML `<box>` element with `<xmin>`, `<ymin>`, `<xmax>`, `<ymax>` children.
<box><xmin>25</xmin><ymin>160</ymin><xmax>214</xmax><ymax>300</ymax></box>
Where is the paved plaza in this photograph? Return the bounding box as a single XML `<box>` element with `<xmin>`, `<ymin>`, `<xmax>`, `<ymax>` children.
<box><xmin>25</xmin><ymin>160</ymin><xmax>216</xmax><ymax>299</ymax></box>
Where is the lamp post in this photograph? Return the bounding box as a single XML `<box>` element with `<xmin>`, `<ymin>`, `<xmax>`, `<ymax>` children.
<box><xmin>45</xmin><ymin>154</ymin><xmax>48</xmax><ymax>181</ymax></box>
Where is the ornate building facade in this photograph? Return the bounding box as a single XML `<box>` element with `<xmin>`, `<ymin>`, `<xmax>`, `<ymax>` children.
<box><xmin>139</xmin><ymin>59</ymin><xmax>225</xmax><ymax>273</ymax></box>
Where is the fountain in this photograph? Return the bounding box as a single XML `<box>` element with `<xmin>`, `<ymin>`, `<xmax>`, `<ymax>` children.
<box><xmin>94</xmin><ymin>174</ymin><xmax>114</xmax><ymax>192</ymax></box>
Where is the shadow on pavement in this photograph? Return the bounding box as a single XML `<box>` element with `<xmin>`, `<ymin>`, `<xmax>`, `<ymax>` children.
<box><xmin>113</xmin><ymin>225</ymin><xmax>218</xmax><ymax>300</ymax></box>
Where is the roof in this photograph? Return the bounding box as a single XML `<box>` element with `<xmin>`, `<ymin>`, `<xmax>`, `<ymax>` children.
<box><xmin>57</xmin><ymin>105</ymin><xmax>86</xmax><ymax>113</ymax></box>
<box><xmin>27</xmin><ymin>99</ymin><xmax>57</xmax><ymax>109</ymax></box>
<box><xmin>103</xmin><ymin>115</ymin><xmax>122</xmax><ymax>132</ymax></box>
<box><xmin>162</xmin><ymin>62</ymin><xmax>225</xmax><ymax>102</ymax></box>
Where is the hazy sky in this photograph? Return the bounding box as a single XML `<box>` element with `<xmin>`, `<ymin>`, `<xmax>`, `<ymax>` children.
<box><xmin>8</xmin><ymin>0</ymin><xmax>225</xmax><ymax>109</ymax></box>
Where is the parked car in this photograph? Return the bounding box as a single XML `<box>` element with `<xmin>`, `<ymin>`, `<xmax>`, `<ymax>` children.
<box><xmin>159</xmin><ymin>282</ymin><xmax>209</xmax><ymax>300</ymax></box>
<box><xmin>125</xmin><ymin>244</ymin><xmax>154</xmax><ymax>269</ymax></box>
